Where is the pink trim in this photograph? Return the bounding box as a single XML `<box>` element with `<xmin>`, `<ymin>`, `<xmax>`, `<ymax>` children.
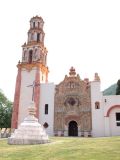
<box><xmin>46</xmin><ymin>72</ymin><xmax>48</xmax><ymax>82</ymax></box>
<box><xmin>34</xmin><ymin>68</ymin><xmax>40</xmax><ymax>118</ymax></box>
<box><xmin>106</xmin><ymin>105</ymin><xmax>120</xmax><ymax>117</ymax></box>
<box><xmin>11</xmin><ymin>67</ymin><xmax>21</xmax><ymax>129</ymax></box>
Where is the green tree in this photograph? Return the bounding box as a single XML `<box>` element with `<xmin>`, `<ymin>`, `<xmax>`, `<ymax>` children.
<box><xmin>116</xmin><ymin>79</ymin><xmax>120</xmax><ymax>95</ymax></box>
<box><xmin>0</xmin><ymin>89</ymin><xmax>12</xmax><ymax>128</ymax></box>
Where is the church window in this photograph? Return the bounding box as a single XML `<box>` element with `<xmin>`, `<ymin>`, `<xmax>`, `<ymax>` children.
<box><xmin>116</xmin><ymin>113</ymin><xmax>120</xmax><ymax>126</ymax></box>
<box><xmin>68</xmin><ymin>97</ymin><xmax>76</xmax><ymax>106</ymax></box>
<box><xmin>43</xmin><ymin>122</ymin><xmax>49</xmax><ymax>128</ymax></box>
<box><xmin>116</xmin><ymin>113</ymin><xmax>120</xmax><ymax>121</ymax></box>
<box><xmin>31</xmin><ymin>33</ymin><xmax>34</xmax><ymax>41</ymax></box>
<box><xmin>45</xmin><ymin>104</ymin><xmax>48</xmax><ymax>114</ymax></box>
<box><xmin>95</xmin><ymin>101</ymin><xmax>100</xmax><ymax>109</ymax></box>
<box><xmin>38</xmin><ymin>22</ymin><xmax>40</xmax><ymax>28</ymax></box>
<box><xmin>33</xmin><ymin>22</ymin><xmax>35</xmax><ymax>28</ymax></box>
<box><xmin>117</xmin><ymin>122</ymin><xmax>120</xmax><ymax>126</ymax></box>
<box><xmin>28</xmin><ymin>50</ymin><xmax>33</xmax><ymax>63</ymax></box>
<box><xmin>37</xmin><ymin>33</ymin><xmax>40</xmax><ymax>42</ymax></box>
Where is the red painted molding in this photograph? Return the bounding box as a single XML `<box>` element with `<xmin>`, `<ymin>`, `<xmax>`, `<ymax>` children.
<box><xmin>34</xmin><ymin>68</ymin><xmax>40</xmax><ymax>118</ymax></box>
<box><xmin>106</xmin><ymin>105</ymin><xmax>120</xmax><ymax>117</ymax></box>
<box><xmin>11</xmin><ymin>67</ymin><xmax>21</xmax><ymax>129</ymax></box>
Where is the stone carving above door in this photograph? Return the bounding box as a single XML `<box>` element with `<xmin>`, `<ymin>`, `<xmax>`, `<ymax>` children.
<box><xmin>54</xmin><ymin>67</ymin><xmax>92</xmax><ymax>135</ymax></box>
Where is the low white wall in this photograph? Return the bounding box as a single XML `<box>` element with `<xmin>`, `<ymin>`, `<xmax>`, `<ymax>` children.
<box><xmin>103</xmin><ymin>95</ymin><xmax>120</xmax><ymax>136</ymax></box>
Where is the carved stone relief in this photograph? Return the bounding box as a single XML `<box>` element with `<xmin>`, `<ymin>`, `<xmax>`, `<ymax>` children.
<box><xmin>54</xmin><ymin>68</ymin><xmax>92</xmax><ymax>136</ymax></box>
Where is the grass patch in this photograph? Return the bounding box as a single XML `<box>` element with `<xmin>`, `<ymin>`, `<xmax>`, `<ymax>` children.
<box><xmin>0</xmin><ymin>137</ymin><xmax>120</xmax><ymax>160</ymax></box>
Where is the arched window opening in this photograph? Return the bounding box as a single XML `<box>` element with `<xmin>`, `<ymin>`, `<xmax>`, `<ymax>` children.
<box><xmin>95</xmin><ymin>101</ymin><xmax>100</xmax><ymax>109</ymax></box>
<box><xmin>31</xmin><ymin>33</ymin><xmax>34</xmax><ymax>41</ymax></box>
<box><xmin>29</xmin><ymin>50</ymin><xmax>33</xmax><ymax>63</ymax></box>
<box><xmin>37</xmin><ymin>33</ymin><xmax>40</xmax><ymax>42</ymax></box>
<box><xmin>43</xmin><ymin>122</ymin><xmax>49</xmax><ymax>128</ymax></box>
<box><xmin>33</xmin><ymin>22</ymin><xmax>35</xmax><ymax>28</ymax></box>
<box><xmin>38</xmin><ymin>22</ymin><xmax>40</xmax><ymax>28</ymax></box>
<box><xmin>116</xmin><ymin>113</ymin><xmax>120</xmax><ymax>126</ymax></box>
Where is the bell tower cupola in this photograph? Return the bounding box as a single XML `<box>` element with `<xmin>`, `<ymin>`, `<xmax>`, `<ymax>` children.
<box><xmin>21</xmin><ymin>16</ymin><xmax>48</xmax><ymax>68</ymax></box>
<box><xmin>28</xmin><ymin>16</ymin><xmax>45</xmax><ymax>44</ymax></box>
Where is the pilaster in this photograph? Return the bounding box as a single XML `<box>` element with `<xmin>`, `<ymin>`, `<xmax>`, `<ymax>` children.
<box><xmin>11</xmin><ymin>67</ymin><xmax>21</xmax><ymax>129</ymax></box>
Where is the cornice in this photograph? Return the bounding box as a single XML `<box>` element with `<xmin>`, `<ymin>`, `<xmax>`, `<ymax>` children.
<box><xmin>17</xmin><ymin>62</ymin><xmax>49</xmax><ymax>73</ymax></box>
<box><xmin>22</xmin><ymin>42</ymin><xmax>48</xmax><ymax>52</ymax></box>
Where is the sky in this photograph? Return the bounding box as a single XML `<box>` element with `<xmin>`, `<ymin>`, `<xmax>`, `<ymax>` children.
<box><xmin>0</xmin><ymin>0</ymin><xmax>120</xmax><ymax>101</ymax></box>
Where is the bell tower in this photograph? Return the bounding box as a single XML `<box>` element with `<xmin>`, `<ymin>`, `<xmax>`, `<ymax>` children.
<box><xmin>11</xmin><ymin>16</ymin><xmax>49</xmax><ymax>129</ymax></box>
<box><xmin>22</xmin><ymin>16</ymin><xmax>48</xmax><ymax>75</ymax></box>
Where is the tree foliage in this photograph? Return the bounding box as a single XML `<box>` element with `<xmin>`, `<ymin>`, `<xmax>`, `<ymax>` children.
<box><xmin>103</xmin><ymin>83</ymin><xmax>117</xmax><ymax>95</ymax></box>
<box><xmin>0</xmin><ymin>89</ymin><xmax>12</xmax><ymax>128</ymax></box>
<box><xmin>116</xmin><ymin>79</ymin><xmax>120</xmax><ymax>95</ymax></box>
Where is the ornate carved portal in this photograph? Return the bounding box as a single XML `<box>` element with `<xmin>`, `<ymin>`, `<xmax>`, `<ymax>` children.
<box><xmin>54</xmin><ymin>67</ymin><xmax>92</xmax><ymax>137</ymax></box>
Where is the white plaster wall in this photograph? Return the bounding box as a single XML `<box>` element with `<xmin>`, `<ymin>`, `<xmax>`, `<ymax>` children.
<box><xmin>109</xmin><ymin>108</ymin><xmax>120</xmax><ymax>136</ymax></box>
<box><xmin>91</xmin><ymin>81</ymin><xmax>105</xmax><ymax>137</ymax></box>
<box><xmin>103</xmin><ymin>95</ymin><xmax>120</xmax><ymax>136</ymax></box>
<box><xmin>91</xmin><ymin>82</ymin><xmax>120</xmax><ymax>137</ymax></box>
<box><xmin>18</xmin><ymin>68</ymin><xmax>37</xmax><ymax>125</ymax></box>
<box><xmin>103</xmin><ymin>95</ymin><xmax>120</xmax><ymax>116</ymax></box>
<box><xmin>39</xmin><ymin>83</ymin><xmax>55</xmax><ymax>136</ymax></box>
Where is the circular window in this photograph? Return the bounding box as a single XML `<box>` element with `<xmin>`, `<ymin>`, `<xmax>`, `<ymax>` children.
<box><xmin>68</xmin><ymin>97</ymin><xmax>76</xmax><ymax>106</ymax></box>
<box><xmin>43</xmin><ymin>122</ymin><xmax>49</xmax><ymax>128</ymax></box>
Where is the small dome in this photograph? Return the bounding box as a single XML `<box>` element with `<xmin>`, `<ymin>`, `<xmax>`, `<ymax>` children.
<box><xmin>30</xmin><ymin>15</ymin><xmax>44</xmax><ymax>23</ymax></box>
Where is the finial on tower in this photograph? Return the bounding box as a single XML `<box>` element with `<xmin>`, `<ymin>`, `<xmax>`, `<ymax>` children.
<box><xmin>94</xmin><ymin>73</ymin><xmax>100</xmax><ymax>81</ymax></box>
<box><xmin>27</xmin><ymin>15</ymin><xmax>45</xmax><ymax>45</ymax></box>
<box><xmin>30</xmin><ymin>16</ymin><xmax>44</xmax><ymax>29</ymax></box>
<box><xmin>69</xmin><ymin>67</ymin><xmax>76</xmax><ymax>76</ymax></box>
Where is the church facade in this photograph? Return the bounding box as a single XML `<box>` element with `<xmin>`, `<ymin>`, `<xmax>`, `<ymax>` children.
<box><xmin>11</xmin><ymin>16</ymin><xmax>120</xmax><ymax>137</ymax></box>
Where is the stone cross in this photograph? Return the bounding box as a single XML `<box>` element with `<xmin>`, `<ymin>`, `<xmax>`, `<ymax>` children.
<box><xmin>27</xmin><ymin>81</ymin><xmax>40</xmax><ymax>101</ymax></box>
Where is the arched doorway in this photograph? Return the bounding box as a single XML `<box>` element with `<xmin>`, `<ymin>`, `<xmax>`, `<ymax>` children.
<box><xmin>68</xmin><ymin>121</ymin><xmax>78</xmax><ymax>136</ymax></box>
